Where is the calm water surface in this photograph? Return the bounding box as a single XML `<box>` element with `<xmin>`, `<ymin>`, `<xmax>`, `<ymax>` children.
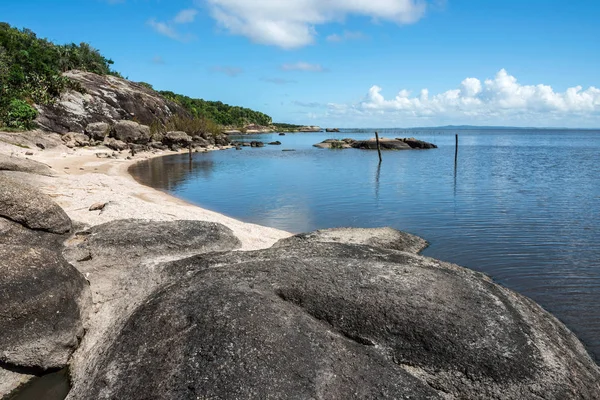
<box><xmin>131</xmin><ymin>128</ymin><xmax>600</xmax><ymax>362</ymax></box>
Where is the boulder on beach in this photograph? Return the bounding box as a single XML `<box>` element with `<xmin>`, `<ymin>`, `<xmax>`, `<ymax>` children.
<box><xmin>0</xmin><ymin>154</ymin><xmax>55</xmax><ymax>176</ymax></box>
<box><xmin>0</xmin><ymin>174</ymin><xmax>72</xmax><ymax>233</ymax></box>
<box><xmin>111</xmin><ymin>121</ymin><xmax>151</xmax><ymax>144</ymax></box>
<box><xmin>0</xmin><ymin>245</ymin><xmax>91</xmax><ymax>370</ymax></box>
<box><xmin>62</xmin><ymin>132</ymin><xmax>90</xmax><ymax>148</ymax></box>
<box><xmin>163</xmin><ymin>131</ymin><xmax>192</xmax><ymax>148</ymax></box>
<box><xmin>85</xmin><ymin>122</ymin><xmax>111</xmax><ymax>141</ymax></box>
<box><xmin>69</xmin><ymin>229</ymin><xmax>600</xmax><ymax>399</ymax></box>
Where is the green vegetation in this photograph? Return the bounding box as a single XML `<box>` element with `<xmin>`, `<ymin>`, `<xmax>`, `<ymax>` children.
<box><xmin>0</xmin><ymin>23</ymin><xmax>283</xmax><ymax>132</ymax></box>
<box><xmin>150</xmin><ymin>114</ymin><xmax>223</xmax><ymax>139</ymax></box>
<box><xmin>0</xmin><ymin>22</ymin><xmax>120</xmax><ymax>129</ymax></box>
<box><xmin>158</xmin><ymin>91</ymin><xmax>272</xmax><ymax>128</ymax></box>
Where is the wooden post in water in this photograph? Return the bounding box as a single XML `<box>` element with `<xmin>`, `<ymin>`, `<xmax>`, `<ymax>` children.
<box><xmin>454</xmin><ymin>134</ymin><xmax>459</xmax><ymax>164</ymax></box>
<box><xmin>375</xmin><ymin>131</ymin><xmax>382</xmax><ymax>163</ymax></box>
<box><xmin>188</xmin><ymin>143</ymin><xmax>193</xmax><ymax>160</ymax></box>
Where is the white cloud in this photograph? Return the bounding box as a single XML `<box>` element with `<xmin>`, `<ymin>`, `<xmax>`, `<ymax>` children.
<box><xmin>261</xmin><ymin>77</ymin><xmax>297</xmax><ymax>85</ymax></box>
<box><xmin>174</xmin><ymin>9</ymin><xmax>198</xmax><ymax>24</ymax></box>
<box><xmin>211</xmin><ymin>65</ymin><xmax>243</xmax><ymax>77</ymax></box>
<box><xmin>281</xmin><ymin>62</ymin><xmax>326</xmax><ymax>72</ymax></box>
<box><xmin>147</xmin><ymin>19</ymin><xmax>180</xmax><ymax>40</ymax></box>
<box><xmin>326</xmin><ymin>30</ymin><xmax>365</xmax><ymax>43</ymax></box>
<box><xmin>148</xmin><ymin>9</ymin><xmax>198</xmax><ymax>41</ymax></box>
<box><xmin>328</xmin><ymin>69</ymin><xmax>600</xmax><ymax>125</ymax></box>
<box><xmin>201</xmin><ymin>0</ymin><xmax>428</xmax><ymax>49</ymax></box>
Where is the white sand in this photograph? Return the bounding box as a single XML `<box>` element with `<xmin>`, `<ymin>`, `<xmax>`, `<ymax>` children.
<box><xmin>0</xmin><ymin>136</ymin><xmax>292</xmax><ymax>250</ymax></box>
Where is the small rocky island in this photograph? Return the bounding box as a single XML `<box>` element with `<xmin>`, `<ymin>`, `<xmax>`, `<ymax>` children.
<box><xmin>314</xmin><ymin>137</ymin><xmax>438</xmax><ymax>150</ymax></box>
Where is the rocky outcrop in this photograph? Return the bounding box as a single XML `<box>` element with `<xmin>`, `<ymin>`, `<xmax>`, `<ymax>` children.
<box><xmin>85</xmin><ymin>122</ymin><xmax>111</xmax><ymax>141</ymax></box>
<box><xmin>0</xmin><ymin>245</ymin><xmax>91</xmax><ymax>370</ymax></box>
<box><xmin>314</xmin><ymin>137</ymin><xmax>437</xmax><ymax>150</ymax></box>
<box><xmin>62</xmin><ymin>132</ymin><xmax>90</xmax><ymax>148</ymax></box>
<box><xmin>326</xmin><ymin>128</ymin><xmax>340</xmax><ymax>132</ymax></box>
<box><xmin>0</xmin><ymin>154</ymin><xmax>54</xmax><ymax>176</ymax></box>
<box><xmin>103</xmin><ymin>137</ymin><xmax>128</xmax><ymax>151</ymax></box>
<box><xmin>68</xmin><ymin>230</ymin><xmax>600</xmax><ymax>399</ymax></box>
<box><xmin>0</xmin><ymin>174</ymin><xmax>72</xmax><ymax>233</ymax></box>
<box><xmin>36</xmin><ymin>70</ymin><xmax>188</xmax><ymax>134</ymax></box>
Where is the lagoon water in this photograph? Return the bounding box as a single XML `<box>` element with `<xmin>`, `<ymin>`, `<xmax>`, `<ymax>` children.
<box><xmin>131</xmin><ymin>128</ymin><xmax>600</xmax><ymax>362</ymax></box>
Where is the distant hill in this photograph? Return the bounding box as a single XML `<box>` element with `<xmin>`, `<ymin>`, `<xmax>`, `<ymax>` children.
<box><xmin>0</xmin><ymin>22</ymin><xmax>274</xmax><ymax>131</ymax></box>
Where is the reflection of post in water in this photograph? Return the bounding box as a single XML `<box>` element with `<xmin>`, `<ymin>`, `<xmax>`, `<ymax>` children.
<box><xmin>375</xmin><ymin>161</ymin><xmax>381</xmax><ymax>199</ymax></box>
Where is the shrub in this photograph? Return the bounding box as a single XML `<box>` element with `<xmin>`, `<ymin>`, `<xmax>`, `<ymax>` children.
<box><xmin>5</xmin><ymin>99</ymin><xmax>38</xmax><ymax>130</ymax></box>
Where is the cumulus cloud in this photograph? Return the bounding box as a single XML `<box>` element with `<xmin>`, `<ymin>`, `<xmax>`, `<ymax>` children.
<box><xmin>281</xmin><ymin>62</ymin><xmax>326</xmax><ymax>72</ymax></box>
<box><xmin>329</xmin><ymin>69</ymin><xmax>600</xmax><ymax>124</ymax></box>
<box><xmin>211</xmin><ymin>65</ymin><xmax>243</xmax><ymax>77</ymax></box>
<box><xmin>201</xmin><ymin>0</ymin><xmax>428</xmax><ymax>49</ymax></box>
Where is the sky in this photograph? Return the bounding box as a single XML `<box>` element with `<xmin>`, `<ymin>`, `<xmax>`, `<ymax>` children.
<box><xmin>1</xmin><ymin>0</ymin><xmax>599</xmax><ymax>128</ymax></box>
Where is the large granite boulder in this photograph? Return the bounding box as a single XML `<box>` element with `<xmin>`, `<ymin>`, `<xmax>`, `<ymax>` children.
<box><xmin>62</xmin><ymin>132</ymin><xmax>90</xmax><ymax>148</ymax></box>
<box><xmin>111</xmin><ymin>121</ymin><xmax>151</xmax><ymax>144</ymax></box>
<box><xmin>274</xmin><ymin>227</ymin><xmax>428</xmax><ymax>253</ymax></box>
<box><xmin>85</xmin><ymin>122</ymin><xmax>111</xmax><ymax>141</ymax></box>
<box><xmin>69</xmin><ymin>235</ymin><xmax>600</xmax><ymax>399</ymax></box>
<box><xmin>102</xmin><ymin>137</ymin><xmax>129</xmax><ymax>151</ymax></box>
<box><xmin>0</xmin><ymin>217</ymin><xmax>68</xmax><ymax>249</ymax></box>
<box><xmin>352</xmin><ymin>138</ymin><xmax>412</xmax><ymax>150</ymax></box>
<box><xmin>0</xmin><ymin>174</ymin><xmax>72</xmax><ymax>233</ymax></box>
<box><xmin>0</xmin><ymin>245</ymin><xmax>91</xmax><ymax>370</ymax></box>
<box><xmin>64</xmin><ymin>219</ymin><xmax>241</xmax><ymax>264</ymax></box>
<box><xmin>0</xmin><ymin>154</ymin><xmax>54</xmax><ymax>176</ymax></box>
<box><xmin>36</xmin><ymin>70</ymin><xmax>189</xmax><ymax>134</ymax></box>
<box><xmin>397</xmin><ymin>137</ymin><xmax>438</xmax><ymax>149</ymax></box>
<box><xmin>162</xmin><ymin>131</ymin><xmax>192</xmax><ymax>148</ymax></box>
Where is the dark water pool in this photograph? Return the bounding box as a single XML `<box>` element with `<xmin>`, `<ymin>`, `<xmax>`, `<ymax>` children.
<box><xmin>130</xmin><ymin>128</ymin><xmax>600</xmax><ymax>362</ymax></box>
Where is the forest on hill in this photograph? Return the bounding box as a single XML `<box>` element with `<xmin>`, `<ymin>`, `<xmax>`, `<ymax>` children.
<box><xmin>0</xmin><ymin>23</ymin><xmax>274</xmax><ymax>131</ymax></box>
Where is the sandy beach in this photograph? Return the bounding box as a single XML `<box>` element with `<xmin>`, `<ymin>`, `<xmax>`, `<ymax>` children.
<box><xmin>0</xmin><ymin>132</ymin><xmax>292</xmax><ymax>251</ymax></box>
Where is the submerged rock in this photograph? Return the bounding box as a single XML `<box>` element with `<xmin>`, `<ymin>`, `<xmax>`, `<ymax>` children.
<box><xmin>0</xmin><ymin>245</ymin><xmax>90</xmax><ymax>370</ymax></box>
<box><xmin>0</xmin><ymin>174</ymin><xmax>72</xmax><ymax>233</ymax></box>
<box><xmin>70</xmin><ymin>230</ymin><xmax>600</xmax><ymax>399</ymax></box>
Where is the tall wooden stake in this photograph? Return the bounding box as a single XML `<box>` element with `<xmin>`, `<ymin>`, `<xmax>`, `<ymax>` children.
<box><xmin>375</xmin><ymin>131</ymin><xmax>382</xmax><ymax>163</ymax></box>
<box><xmin>454</xmin><ymin>134</ymin><xmax>458</xmax><ymax>165</ymax></box>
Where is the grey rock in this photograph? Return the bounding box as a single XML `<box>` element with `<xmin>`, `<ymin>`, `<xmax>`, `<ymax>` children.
<box><xmin>163</xmin><ymin>131</ymin><xmax>192</xmax><ymax>147</ymax></box>
<box><xmin>191</xmin><ymin>136</ymin><xmax>211</xmax><ymax>148</ymax></box>
<box><xmin>111</xmin><ymin>121</ymin><xmax>151</xmax><ymax>144</ymax></box>
<box><xmin>268</xmin><ymin>140</ymin><xmax>282</xmax><ymax>145</ymax></box>
<box><xmin>274</xmin><ymin>227</ymin><xmax>428</xmax><ymax>253</ymax></box>
<box><xmin>103</xmin><ymin>137</ymin><xmax>128</xmax><ymax>151</ymax></box>
<box><xmin>62</xmin><ymin>132</ymin><xmax>90</xmax><ymax>148</ymax></box>
<box><xmin>63</xmin><ymin>219</ymin><xmax>241</xmax><ymax>265</ymax></box>
<box><xmin>0</xmin><ymin>245</ymin><xmax>91</xmax><ymax>370</ymax></box>
<box><xmin>396</xmin><ymin>138</ymin><xmax>438</xmax><ymax>149</ymax></box>
<box><xmin>352</xmin><ymin>138</ymin><xmax>412</xmax><ymax>150</ymax></box>
<box><xmin>36</xmin><ymin>70</ymin><xmax>188</xmax><ymax>134</ymax></box>
<box><xmin>0</xmin><ymin>174</ymin><xmax>72</xmax><ymax>233</ymax></box>
<box><xmin>71</xmin><ymin>237</ymin><xmax>600</xmax><ymax>399</ymax></box>
<box><xmin>85</xmin><ymin>122</ymin><xmax>111</xmax><ymax>141</ymax></box>
<box><xmin>250</xmin><ymin>141</ymin><xmax>265</xmax><ymax>148</ymax></box>
<box><xmin>0</xmin><ymin>217</ymin><xmax>69</xmax><ymax>249</ymax></box>
<box><xmin>0</xmin><ymin>154</ymin><xmax>55</xmax><ymax>176</ymax></box>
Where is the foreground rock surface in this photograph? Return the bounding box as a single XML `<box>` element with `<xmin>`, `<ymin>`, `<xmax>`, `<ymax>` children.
<box><xmin>0</xmin><ymin>245</ymin><xmax>90</xmax><ymax>370</ymax></box>
<box><xmin>69</xmin><ymin>235</ymin><xmax>600</xmax><ymax>399</ymax></box>
<box><xmin>0</xmin><ymin>154</ymin><xmax>55</xmax><ymax>176</ymax></box>
<box><xmin>0</xmin><ymin>174</ymin><xmax>72</xmax><ymax>233</ymax></box>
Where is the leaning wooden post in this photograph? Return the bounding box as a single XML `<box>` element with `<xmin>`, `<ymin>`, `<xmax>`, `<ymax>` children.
<box><xmin>375</xmin><ymin>131</ymin><xmax>382</xmax><ymax>163</ymax></box>
<box><xmin>188</xmin><ymin>143</ymin><xmax>193</xmax><ymax>160</ymax></box>
<box><xmin>454</xmin><ymin>134</ymin><xmax>458</xmax><ymax>165</ymax></box>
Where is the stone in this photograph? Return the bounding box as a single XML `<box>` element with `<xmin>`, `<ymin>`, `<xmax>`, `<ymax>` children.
<box><xmin>111</xmin><ymin>121</ymin><xmax>151</xmax><ymax>144</ymax></box>
<box><xmin>274</xmin><ymin>227</ymin><xmax>428</xmax><ymax>254</ymax></box>
<box><xmin>268</xmin><ymin>141</ymin><xmax>282</xmax><ymax>145</ymax></box>
<box><xmin>69</xmin><ymin>236</ymin><xmax>600</xmax><ymax>399</ymax></box>
<box><xmin>0</xmin><ymin>217</ymin><xmax>69</xmax><ymax>250</ymax></box>
<box><xmin>250</xmin><ymin>141</ymin><xmax>265</xmax><ymax>148</ymax></box>
<box><xmin>279</xmin><ymin>132</ymin><xmax>286</xmax><ymax>136</ymax></box>
<box><xmin>85</xmin><ymin>122</ymin><xmax>111</xmax><ymax>141</ymax></box>
<box><xmin>397</xmin><ymin>137</ymin><xmax>438</xmax><ymax>149</ymax></box>
<box><xmin>0</xmin><ymin>245</ymin><xmax>90</xmax><ymax>370</ymax></box>
<box><xmin>191</xmin><ymin>136</ymin><xmax>210</xmax><ymax>148</ymax></box>
<box><xmin>352</xmin><ymin>138</ymin><xmax>412</xmax><ymax>150</ymax></box>
<box><xmin>0</xmin><ymin>174</ymin><xmax>72</xmax><ymax>233</ymax></box>
<box><xmin>0</xmin><ymin>154</ymin><xmax>54</xmax><ymax>176</ymax></box>
<box><xmin>36</xmin><ymin>70</ymin><xmax>188</xmax><ymax>134</ymax></box>
<box><xmin>103</xmin><ymin>137</ymin><xmax>128</xmax><ymax>151</ymax></box>
<box><xmin>36</xmin><ymin>143</ymin><xmax>45</xmax><ymax>150</ymax></box>
<box><xmin>62</xmin><ymin>132</ymin><xmax>90</xmax><ymax>148</ymax></box>
<box><xmin>162</xmin><ymin>131</ymin><xmax>192</xmax><ymax>147</ymax></box>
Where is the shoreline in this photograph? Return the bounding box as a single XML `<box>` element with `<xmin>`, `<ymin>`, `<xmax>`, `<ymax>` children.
<box><xmin>0</xmin><ymin>133</ymin><xmax>292</xmax><ymax>251</ymax></box>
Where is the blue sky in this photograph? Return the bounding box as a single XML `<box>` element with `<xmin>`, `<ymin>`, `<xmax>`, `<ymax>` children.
<box><xmin>2</xmin><ymin>0</ymin><xmax>599</xmax><ymax>127</ymax></box>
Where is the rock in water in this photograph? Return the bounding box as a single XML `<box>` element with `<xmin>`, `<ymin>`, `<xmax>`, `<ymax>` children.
<box><xmin>0</xmin><ymin>245</ymin><xmax>90</xmax><ymax>370</ymax></box>
<box><xmin>0</xmin><ymin>174</ymin><xmax>72</xmax><ymax>233</ymax></box>
<box><xmin>70</xmin><ymin>234</ymin><xmax>600</xmax><ymax>399</ymax></box>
